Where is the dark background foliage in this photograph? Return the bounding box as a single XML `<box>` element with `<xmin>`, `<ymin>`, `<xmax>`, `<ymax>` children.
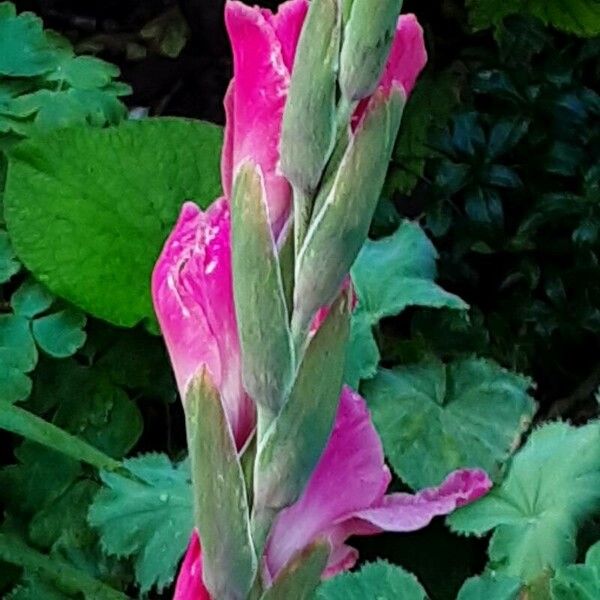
<box><xmin>1</xmin><ymin>1</ymin><xmax>598</xmax><ymax>598</ymax></box>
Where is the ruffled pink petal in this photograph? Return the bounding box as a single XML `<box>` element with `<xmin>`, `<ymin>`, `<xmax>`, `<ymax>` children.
<box><xmin>265</xmin><ymin>387</ymin><xmax>390</xmax><ymax>578</ymax></box>
<box><xmin>224</xmin><ymin>1</ymin><xmax>302</xmax><ymax>233</ymax></box>
<box><xmin>152</xmin><ymin>199</ymin><xmax>254</xmax><ymax>448</ymax></box>
<box><xmin>265</xmin><ymin>387</ymin><xmax>491</xmax><ymax>580</ymax></box>
<box><xmin>353</xmin><ymin>14</ymin><xmax>427</xmax><ymax>128</ymax></box>
<box><xmin>261</xmin><ymin>0</ymin><xmax>309</xmax><ymax>71</ymax></box>
<box><xmin>173</xmin><ymin>531</ymin><xmax>212</xmax><ymax>600</ymax></box>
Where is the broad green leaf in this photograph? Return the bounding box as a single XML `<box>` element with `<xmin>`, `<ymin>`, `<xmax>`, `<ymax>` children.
<box><xmin>32</xmin><ymin>309</ymin><xmax>87</xmax><ymax>358</ymax></box>
<box><xmin>466</xmin><ymin>0</ymin><xmax>600</xmax><ymax>37</ymax></box>
<box><xmin>231</xmin><ymin>162</ymin><xmax>293</xmax><ymax>417</ymax></box>
<box><xmin>363</xmin><ymin>358</ymin><xmax>535</xmax><ymax>489</ymax></box>
<box><xmin>185</xmin><ymin>369</ymin><xmax>256</xmax><ymax>599</ymax></box>
<box><xmin>4</xmin><ymin>118</ymin><xmax>223</xmax><ymax>328</ymax></box>
<box><xmin>11</xmin><ymin>279</ymin><xmax>53</xmax><ymax>318</ymax></box>
<box><xmin>316</xmin><ymin>561</ymin><xmax>427</xmax><ymax>600</ymax></box>
<box><xmin>0</xmin><ymin>229</ymin><xmax>20</xmax><ymax>282</ymax></box>
<box><xmin>29</xmin><ymin>480</ymin><xmax>99</xmax><ymax>549</ymax></box>
<box><xmin>253</xmin><ymin>293</ymin><xmax>350</xmax><ymax>545</ymax></box>
<box><xmin>344</xmin><ymin>313</ymin><xmax>380</xmax><ymax>388</ymax></box>
<box><xmin>0</xmin><ymin>533</ymin><xmax>128</xmax><ymax>600</ymax></box>
<box><xmin>0</xmin><ymin>314</ymin><xmax>37</xmax><ymax>403</ymax></box>
<box><xmin>0</xmin><ymin>441</ymin><xmax>80</xmax><ymax>516</ymax></box>
<box><xmin>0</xmin><ymin>3</ymin><xmax>62</xmax><ymax>76</ymax></box>
<box><xmin>448</xmin><ymin>422</ymin><xmax>600</xmax><ymax>582</ymax></box>
<box><xmin>456</xmin><ymin>573</ymin><xmax>521</xmax><ymax>600</ymax></box>
<box><xmin>346</xmin><ymin>221</ymin><xmax>467</xmax><ymax>387</ymax></box>
<box><xmin>261</xmin><ymin>542</ymin><xmax>329</xmax><ymax>600</ymax></box>
<box><xmin>47</xmin><ymin>56</ymin><xmax>120</xmax><ymax>90</ymax></box>
<box><xmin>88</xmin><ymin>453</ymin><xmax>193</xmax><ymax>593</ymax></box>
<box><xmin>294</xmin><ymin>89</ymin><xmax>405</xmax><ymax>337</ymax></box>
<box><xmin>550</xmin><ymin>541</ymin><xmax>600</xmax><ymax>599</ymax></box>
<box><xmin>50</xmin><ymin>366</ymin><xmax>142</xmax><ymax>458</ymax></box>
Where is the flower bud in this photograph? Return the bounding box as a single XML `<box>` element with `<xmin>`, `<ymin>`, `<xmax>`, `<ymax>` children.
<box><xmin>280</xmin><ymin>0</ymin><xmax>340</xmax><ymax>195</ymax></box>
<box><xmin>339</xmin><ymin>0</ymin><xmax>403</xmax><ymax>101</ymax></box>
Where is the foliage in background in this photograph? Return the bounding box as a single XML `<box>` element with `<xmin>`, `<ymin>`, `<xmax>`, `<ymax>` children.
<box><xmin>0</xmin><ymin>2</ymin><xmax>598</xmax><ymax>600</ymax></box>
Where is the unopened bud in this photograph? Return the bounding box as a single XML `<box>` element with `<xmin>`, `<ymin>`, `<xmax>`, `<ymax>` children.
<box><xmin>339</xmin><ymin>0</ymin><xmax>403</xmax><ymax>101</ymax></box>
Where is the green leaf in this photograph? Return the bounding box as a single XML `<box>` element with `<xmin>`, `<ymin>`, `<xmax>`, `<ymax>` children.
<box><xmin>0</xmin><ymin>533</ymin><xmax>129</xmax><ymax>600</ymax></box>
<box><xmin>0</xmin><ymin>229</ymin><xmax>20</xmax><ymax>283</ymax></box>
<box><xmin>261</xmin><ymin>542</ymin><xmax>329</xmax><ymax>600</ymax></box>
<box><xmin>316</xmin><ymin>561</ymin><xmax>427</xmax><ymax>600</ymax></box>
<box><xmin>456</xmin><ymin>573</ymin><xmax>521</xmax><ymax>600</ymax></box>
<box><xmin>231</xmin><ymin>162</ymin><xmax>294</xmax><ymax>418</ymax></box>
<box><xmin>185</xmin><ymin>369</ymin><xmax>256</xmax><ymax>599</ymax></box>
<box><xmin>0</xmin><ymin>314</ymin><xmax>37</xmax><ymax>403</ymax></box>
<box><xmin>88</xmin><ymin>453</ymin><xmax>193</xmax><ymax>593</ymax></box>
<box><xmin>362</xmin><ymin>358</ymin><xmax>535</xmax><ymax>489</ymax></box>
<box><xmin>29</xmin><ymin>480</ymin><xmax>99</xmax><ymax>549</ymax></box>
<box><xmin>4</xmin><ymin>118</ymin><xmax>223</xmax><ymax>327</ymax></box>
<box><xmin>466</xmin><ymin>0</ymin><xmax>600</xmax><ymax>37</ymax></box>
<box><xmin>11</xmin><ymin>279</ymin><xmax>54</xmax><ymax>318</ymax></box>
<box><xmin>0</xmin><ymin>401</ymin><xmax>122</xmax><ymax>472</ymax></box>
<box><xmin>346</xmin><ymin>221</ymin><xmax>467</xmax><ymax>387</ymax></box>
<box><xmin>47</xmin><ymin>56</ymin><xmax>120</xmax><ymax>90</ymax></box>
<box><xmin>344</xmin><ymin>313</ymin><xmax>380</xmax><ymax>388</ymax></box>
<box><xmin>0</xmin><ymin>441</ymin><xmax>81</xmax><ymax>516</ymax></box>
<box><xmin>50</xmin><ymin>365</ymin><xmax>142</xmax><ymax>458</ymax></box>
<box><xmin>0</xmin><ymin>3</ymin><xmax>62</xmax><ymax>76</ymax></box>
<box><xmin>32</xmin><ymin>309</ymin><xmax>87</xmax><ymax>358</ymax></box>
<box><xmin>352</xmin><ymin>221</ymin><xmax>468</xmax><ymax>320</ymax></box>
<box><xmin>550</xmin><ymin>541</ymin><xmax>600</xmax><ymax>599</ymax></box>
<box><xmin>7</xmin><ymin>576</ymin><xmax>72</xmax><ymax>600</ymax></box>
<box><xmin>448</xmin><ymin>421</ymin><xmax>600</xmax><ymax>582</ymax></box>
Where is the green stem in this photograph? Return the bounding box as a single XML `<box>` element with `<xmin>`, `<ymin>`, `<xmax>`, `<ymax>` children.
<box><xmin>293</xmin><ymin>185</ymin><xmax>312</xmax><ymax>259</ymax></box>
<box><xmin>0</xmin><ymin>401</ymin><xmax>121</xmax><ymax>472</ymax></box>
<box><xmin>0</xmin><ymin>534</ymin><xmax>130</xmax><ymax>600</ymax></box>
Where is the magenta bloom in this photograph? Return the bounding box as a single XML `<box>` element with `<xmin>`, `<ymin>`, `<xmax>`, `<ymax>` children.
<box><xmin>222</xmin><ymin>0</ymin><xmax>309</xmax><ymax>234</ymax></box>
<box><xmin>155</xmin><ymin>203</ymin><xmax>491</xmax><ymax>599</ymax></box>
<box><xmin>151</xmin><ymin>2</ymin><xmax>488</xmax><ymax>598</ymax></box>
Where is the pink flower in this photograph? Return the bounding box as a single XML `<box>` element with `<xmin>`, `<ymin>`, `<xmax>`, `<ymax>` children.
<box><xmin>151</xmin><ymin>199</ymin><xmax>254</xmax><ymax>449</ymax></box>
<box><xmin>222</xmin><ymin>0</ymin><xmax>309</xmax><ymax>235</ymax></box>
<box><xmin>221</xmin><ymin>1</ymin><xmax>427</xmax><ymax>234</ymax></box>
<box><xmin>159</xmin><ymin>204</ymin><xmax>491</xmax><ymax>597</ymax></box>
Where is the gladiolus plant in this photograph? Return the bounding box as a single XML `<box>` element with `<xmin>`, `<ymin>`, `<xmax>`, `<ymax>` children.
<box><xmin>152</xmin><ymin>1</ymin><xmax>492</xmax><ymax>598</ymax></box>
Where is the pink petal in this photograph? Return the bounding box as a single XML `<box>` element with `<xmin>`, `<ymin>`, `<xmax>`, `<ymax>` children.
<box><xmin>379</xmin><ymin>14</ymin><xmax>427</xmax><ymax>97</ymax></box>
<box><xmin>265</xmin><ymin>387</ymin><xmax>390</xmax><ymax>578</ymax></box>
<box><xmin>224</xmin><ymin>1</ymin><xmax>306</xmax><ymax>233</ymax></box>
<box><xmin>350</xmin><ymin>468</ymin><xmax>492</xmax><ymax>531</ymax></box>
<box><xmin>173</xmin><ymin>531</ymin><xmax>212</xmax><ymax>600</ymax></box>
<box><xmin>151</xmin><ymin>199</ymin><xmax>254</xmax><ymax>448</ymax></box>
<box><xmin>353</xmin><ymin>14</ymin><xmax>427</xmax><ymax>128</ymax></box>
<box><xmin>262</xmin><ymin>0</ymin><xmax>309</xmax><ymax>71</ymax></box>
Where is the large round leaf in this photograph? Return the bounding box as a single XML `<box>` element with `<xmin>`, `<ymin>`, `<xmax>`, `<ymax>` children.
<box><xmin>4</xmin><ymin>117</ymin><xmax>222</xmax><ymax>327</ymax></box>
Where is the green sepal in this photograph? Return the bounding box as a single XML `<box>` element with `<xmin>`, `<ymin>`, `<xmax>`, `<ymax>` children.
<box><xmin>340</xmin><ymin>0</ymin><xmax>403</xmax><ymax>101</ymax></box>
<box><xmin>260</xmin><ymin>541</ymin><xmax>329</xmax><ymax>600</ymax></box>
<box><xmin>280</xmin><ymin>0</ymin><xmax>340</xmax><ymax>195</ymax></box>
<box><xmin>185</xmin><ymin>368</ymin><xmax>257</xmax><ymax>600</ymax></box>
<box><xmin>252</xmin><ymin>292</ymin><xmax>350</xmax><ymax>550</ymax></box>
<box><xmin>293</xmin><ymin>88</ymin><xmax>406</xmax><ymax>339</ymax></box>
<box><xmin>231</xmin><ymin>162</ymin><xmax>294</xmax><ymax>423</ymax></box>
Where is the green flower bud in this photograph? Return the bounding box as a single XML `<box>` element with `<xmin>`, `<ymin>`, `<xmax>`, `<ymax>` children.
<box><xmin>293</xmin><ymin>88</ymin><xmax>406</xmax><ymax>338</ymax></box>
<box><xmin>280</xmin><ymin>0</ymin><xmax>340</xmax><ymax>195</ymax></box>
<box><xmin>339</xmin><ymin>0</ymin><xmax>403</xmax><ymax>101</ymax></box>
